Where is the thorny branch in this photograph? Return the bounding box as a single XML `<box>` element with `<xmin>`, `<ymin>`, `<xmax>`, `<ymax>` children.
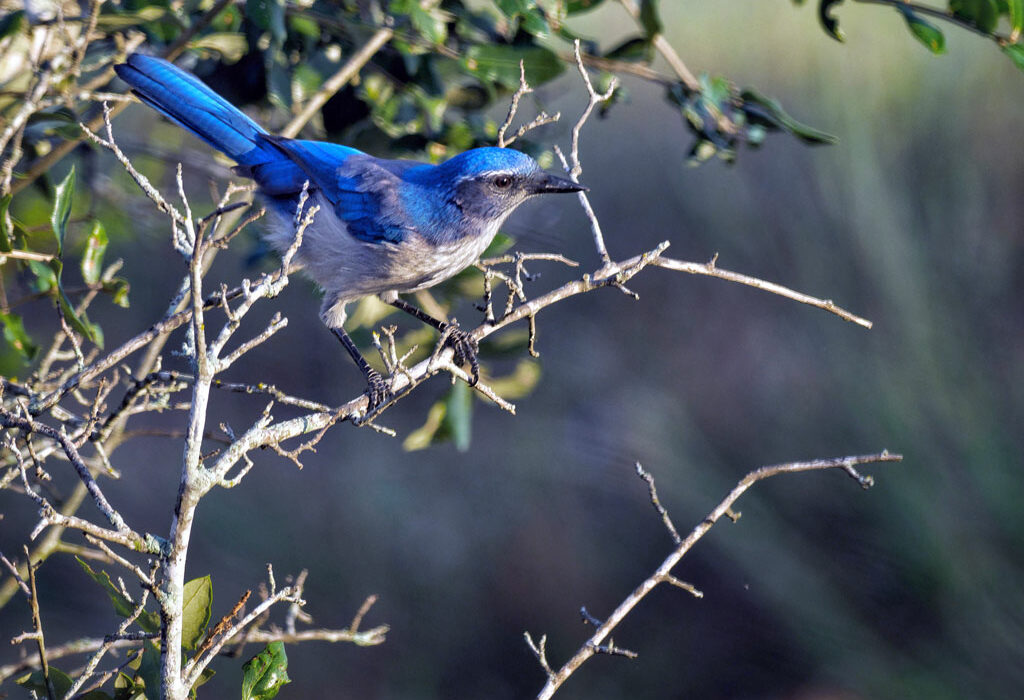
<box><xmin>529</xmin><ymin>452</ymin><xmax>904</xmax><ymax>699</ymax></box>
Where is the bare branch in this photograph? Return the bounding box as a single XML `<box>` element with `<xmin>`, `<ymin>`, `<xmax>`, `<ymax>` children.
<box><xmin>533</xmin><ymin>452</ymin><xmax>902</xmax><ymax>698</ymax></box>
<box><xmin>653</xmin><ymin>255</ymin><xmax>873</xmax><ymax>328</ymax></box>
<box><xmin>554</xmin><ymin>40</ymin><xmax>617</xmax><ymax>265</ymax></box>
<box><xmin>497</xmin><ymin>61</ymin><xmax>560</xmax><ymax>148</ymax></box>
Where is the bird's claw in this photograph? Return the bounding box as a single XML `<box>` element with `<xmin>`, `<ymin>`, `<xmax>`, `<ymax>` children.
<box><xmin>443</xmin><ymin>323</ymin><xmax>480</xmax><ymax>386</ymax></box>
<box><xmin>364</xmin><ymin>368</ymin><xmax>391</xmax><ymax>412</ymax></box>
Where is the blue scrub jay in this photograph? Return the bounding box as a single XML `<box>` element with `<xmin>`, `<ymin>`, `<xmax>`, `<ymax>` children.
<box><xmin>115</xmin><ymin>54</ymin><xmax>584</xmax><ymax>409</ymax></box>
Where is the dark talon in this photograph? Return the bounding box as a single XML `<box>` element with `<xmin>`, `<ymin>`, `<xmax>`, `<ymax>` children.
<box><xmin>364</xmin><ymin>367</ymin><xmax>391</xmax><ymax>411</ymax></box>
<box><xmin>444</xmin><ymin>323</ymin><xmax>480</xmax><ymax>386</ymax></box>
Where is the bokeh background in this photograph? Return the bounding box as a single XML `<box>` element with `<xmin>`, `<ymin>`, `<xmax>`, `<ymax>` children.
<box><xmin>3</xmin><ymin>1</ymin><xmax>1024</xmax><ymax>698</ymax></box>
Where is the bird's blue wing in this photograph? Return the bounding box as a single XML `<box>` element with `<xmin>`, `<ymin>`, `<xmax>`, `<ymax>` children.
<box><xmin>268</xmin><ymin>140</ymin><xmax>421</xmax><ymax>244</ymax></box>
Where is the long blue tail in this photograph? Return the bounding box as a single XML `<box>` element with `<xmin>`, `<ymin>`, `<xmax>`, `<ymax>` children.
<box><xmin>115</xmin><ymin>55</ymin><xmax>272</xmax><ymax>168</ymax></box>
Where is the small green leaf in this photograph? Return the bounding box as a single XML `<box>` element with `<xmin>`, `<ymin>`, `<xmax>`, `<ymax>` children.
<box><xmin>1</xmin><ymin>312</ymin><xmax>38</xmax><ymax>360</ymax></box>
<box><xmin>191</xmin><ymin>667</ymin><xmax>216</xmax><ymax>697</ymax></box>
<box><xmin>604</xmin><ymin>36</ymin><xmax>653</xmax><ymax>62</ymax></box>
<box><xmin>51</xmin><ymin>164</ymin><xmax>75</xmax><ymax>256</ymax></box>
<box><xmin>52</xmin><ymin>257</ymin><xmax>104</xmax><ymax>348</ymax></box>
<box><xmin>242</xmin><ymin>642</ymin><xmax>291</xmax><ymax>700</ymax></box>
<box><xmin>900</xmin><ymin>7</ymin><xmax>946</xmax><ymax>53</ymax></box>
<box><xmin>639</xmin><ymin>0</ymin><xmax>663</xmax><ymax>37</ymax></box>
<box><xmin>105</xmin><ymin>277</ymin><xmax>131</xmax><ymax>308</ymax></box>
<box><xmin>464</xmin><ymin>45</ymin><xmax>564</xmax><ymax>89</ymax></box>
<box><xmin>740</xmin><ymin>88</ymin><xmax>839</xmax><ymax>144</ymax></box>
<box><xmin>81</xmin><ymin>220</ymin><xmax>107</xmax><ymax>285</ymax></box>
<box><xmin>443</xmin><ymin>380</ymin><xmax>473</xmax><ymax>452</ymax></box>
<box><xmin>403</xmin><ymin>400</ymin><xmax>447</xmax><ymax>451</ymax></box>
<box><xmin>0</xmin><ymin>193</ymin><xmax>13</xmax><ymax>252</ymax></box>
<box><xmin>95</xmin><ymin>6</ymin><xmax>167</xmax><ymax>29</ymax></box>
<box><xmin>137</xmin><ymin>641</ymin><xmax>161</xmax><ymax>700</ymax></box>
<box><xmin>189</xmin><ymin>32</ymin><xmax>248</xmax><ymax>62</ymax></box>
<box><xmin>819</xmin><ymin>0</ymin><xmax>846</xmax><ymax>41</ymax></box>
<box><xmin>181</xmin><ymin>575</ymin><xmax>213</xmax><ymax>651</ymax></box>
<box><xmin>115</xmin><ymin>668</ymin><xmax>147</xmax><ymax>699</ymax></box>
<box><xmin>27</xmin><ymin>258</ymin><xmax>56</xmax><ymax>292</ymax></box>
<box><xmin>16</xmin><ymin>667</ymin><xmax>74</xmax><ymax>697</ymax></box>
<box><xmin>951</xmin><ymin>0</ymin><xmax>1000</xmax><ymax>33</ymax></box>
<box><xmin>288</xmin><ymin>14</ymin><xmax>320</xmax><ymax>39</ymax></box>
<box><xmin>0</xmin><ymin>9</ymin><xmax>27</xmax><ymax>39</ymax></box>
<box><xmin>247</xmin><ymin>0</ymin><xmax>286</xmax><ymax>47</ymax></box>
<box><xmin>1002</xmin><ymin>42</ymin><xmax>1024</xmax><ymax>70</ymax></box>
<box><xmin>410</xmin><ymin>3</ymin><xmax>450</xmax><ymax>44</ymax></box>
<box><xmin>1009</xmin><ymin>0</ymin><xmax>1024</xmax><ymax>35</ymax></box>
<box><xmin>77</xmin><ymin>557</ymin><xmax>160</xmax><ymax>632</ymax></box>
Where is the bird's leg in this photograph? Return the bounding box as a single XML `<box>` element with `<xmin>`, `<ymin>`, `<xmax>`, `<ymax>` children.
<box><xmin>330</xmin><ymin>326</ymin><xmax>390</xmax><ymax>410</ymax></box>
<box><xmin>389</xmin><ymin>298</ymin><xmax>480</xmax><ymax>386</ymax></box>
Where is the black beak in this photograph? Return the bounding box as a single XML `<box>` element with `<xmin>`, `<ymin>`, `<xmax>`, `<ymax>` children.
<box><xmin>526</xmin><ymin>172</ymin><xmax>588</xmax><ymax>195</ymax></box>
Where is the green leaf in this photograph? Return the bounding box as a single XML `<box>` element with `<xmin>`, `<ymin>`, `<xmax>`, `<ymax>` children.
<box><xmin>16</xmin><ymin>667</ymin><xmax>74</xmax><ymax>697</ymax></box>
<box><xmin>604</xmin><ymin>36</ymin><xmax>653</xmax><ymax>62</ymax></box>
<box><xmin>105</xmin><ymin>277</ymin><xmax>131</xmax><ymax>308</ymax></box>
<box><xmin>0</xmin><ymin>193</ymin><xmax>13</xmax><ymax>253</ymax></box>
<box><xmin>191</xmin><ymin>667</ymin><xmax>216</xmax><ymax>697</ymax></box>
<box><xmin>740</xmin><ymin>88</ymin><xmax>839</xmax><ymax>144</ymax></box>
<box><xmin>181</xmin><ymin>575</ymin><xmax>213</xmax><ymax>651</ymax></box>
<box><xmin>900</xmin><ymin>7</ymin><xmax>946</xmax><ymax>53</ymax></box>
<box><xmin>639</xmin><ymin>0</ymin><xmax>663</xmax><ymax>37</ymax></box>
<box><xmin>407</xmin><ymin>1</ymin><xmax>451</xmax><ymax>44</ymax></box>
<box><xmin>95</xmin><ymin>6</ymin><xmax>167</xmax><ymax>29</ymax></box>
<box><xmin>443</xmin><ymin>380</ymin><xmax>473</xmax><ymax>451</ymax></box>
<box><xmin>77</xmin><ymin>557</ymin><xmax>160</xmax><ymax>633</ymax></box>
<box><xmin>247</xmin><ymin>0</ymin><xmax>286</xmax><ymax>47</ymax></box>
<box><xmin>403</xmin><ymin>400</ymin><xmax>447</xmax><ymax>451</ymax></box>
<box><xmin>1002</xmin><ymin>42</ymin><xmax>1024</xmax><ymax>70</ymax></box>
<box><xmin>288</xmin><ymin>14</ymin><xmax>320</xmax><ymax>39</ymax></box>
<box><xmin>951</xmin><ymin>0</ymin><xmax>1000</xmax><ymax>33</ymax></box>
<box><xmin>1008</xmin><ymin>0</ymin><xmax>1024</xmax><ymax>35</ymax></box>
<box><xmin>79</xmin><ymin>691</ymin><xmax>117</xmax><ymax>700</ymax></box>
<box><xmin>137</xmin><ymin>641</ymin><xmax>161</xmax><ymax>700</ymax></box>
<box><xmin>81</xmin><ymin>220</ymin><xmax>107</xmax><ymax>285</ymax></box>
<box><xmin>464</xmin><ymin>44</ymin><xmax>564</xmax><ymax>89</ymax></box>
<box><xmin>1</xmin><ymin>312</ymin><xmax>38</xmax><ymax>360</ymax></box>
<box><xmin>242</xmin><ymin>642</ymin><xmax>291</xmax><ymax>700</ymax></box>
<box><xmin>0</xmin><ymin>9</ymin><xmax>27</xmax><ymax>40</ymax></box>
<box><xmin>189</xmin><ymin>32</ymin><xmax>248</xmax><ymax>62</ymax></box>
<box><xmin>115</xmin><ymin>668</ymin><xmax>146</xmax><ymax>699</ymax></box>
<box><xmin>51</xmin><ymin>164</ymin><xmax>75</xmax><ymax>257</ymax></box>
<box><xmin>52</xmin><ymin>257</ymin><xmax>104</xmax><ymax>348</ymax></box>
<box><xmin>819</xmin><ymin>0</ymin><xmax>846</xmax><ymax>41</ymax></box>
<box><xmin>27</xmin><ymin>259</ymin><xmax>56</xmax><ymax>292</ymax></box>
<box><xmin>495</xmin><ymin>0</ymin><xmax>550</xmax><ymax>36</ymax></box>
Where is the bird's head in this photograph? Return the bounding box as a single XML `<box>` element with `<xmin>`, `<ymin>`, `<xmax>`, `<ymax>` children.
<box><xmin>436</xmin><ymin>147</ymin><xmax>586</xmax><ymax>223</ymax></box>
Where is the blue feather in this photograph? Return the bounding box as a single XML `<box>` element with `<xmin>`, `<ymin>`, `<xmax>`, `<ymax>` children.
<box><xmin>114</xmin><ymin>55</ymin><xmax>273</xmax><ymax>167</ymax></box>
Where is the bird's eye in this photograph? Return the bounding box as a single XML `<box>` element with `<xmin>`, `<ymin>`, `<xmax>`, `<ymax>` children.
<box><xmin>492</xmin><ymin>175</ymin><xmax>513</xmax><ymax>189</ymax></box>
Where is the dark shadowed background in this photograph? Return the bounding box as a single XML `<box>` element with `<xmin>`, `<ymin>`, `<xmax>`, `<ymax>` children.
<box><xmin>3</xmin><ymin>2</ymin><xmax>1024</xmax><ymax>698</ymax></box>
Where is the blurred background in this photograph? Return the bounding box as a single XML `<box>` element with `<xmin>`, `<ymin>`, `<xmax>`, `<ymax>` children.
<box><xmin>3</xmin><ymin>1</ymin><xmax>1024</xmax><ymax>698</ymax></box>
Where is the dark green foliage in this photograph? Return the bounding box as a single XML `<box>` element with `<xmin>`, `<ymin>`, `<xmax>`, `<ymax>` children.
<box><xmin>241</xmin><ymin>642</ymin><xmax>291</xmax><ymax>700</ymax></box>
<box><xmin>667</xmin><ymin>77</ymin><xmax>837</xmax><ymax>164</ymax></box>
<box><xmin>798</xmin><ymin>0</ymin><xmax>1024</xmax><ymax>67</ymax></box>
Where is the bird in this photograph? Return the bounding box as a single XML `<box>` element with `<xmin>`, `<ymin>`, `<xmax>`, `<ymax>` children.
<box><xmin>114</xmin><ymin>54</ymin><xmax>585</xmax><ymax>410</ymax></box>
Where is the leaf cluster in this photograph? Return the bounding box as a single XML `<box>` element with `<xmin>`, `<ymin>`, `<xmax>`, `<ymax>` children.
<box><xmin>798</xmin><ymin>0</ymin><xmax>1024</xmax><ymax>65</ymax></box>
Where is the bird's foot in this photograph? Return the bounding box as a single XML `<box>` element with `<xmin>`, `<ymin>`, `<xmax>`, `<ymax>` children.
<box><xmin>442</xmin><ymin>323</ymin><xmax>480</xmax><ymax>386</ymax></box>
<box><xmin>363</xmin><ymin>367</ymin><xmax>392</xmax><ymax>412</ymax></box>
